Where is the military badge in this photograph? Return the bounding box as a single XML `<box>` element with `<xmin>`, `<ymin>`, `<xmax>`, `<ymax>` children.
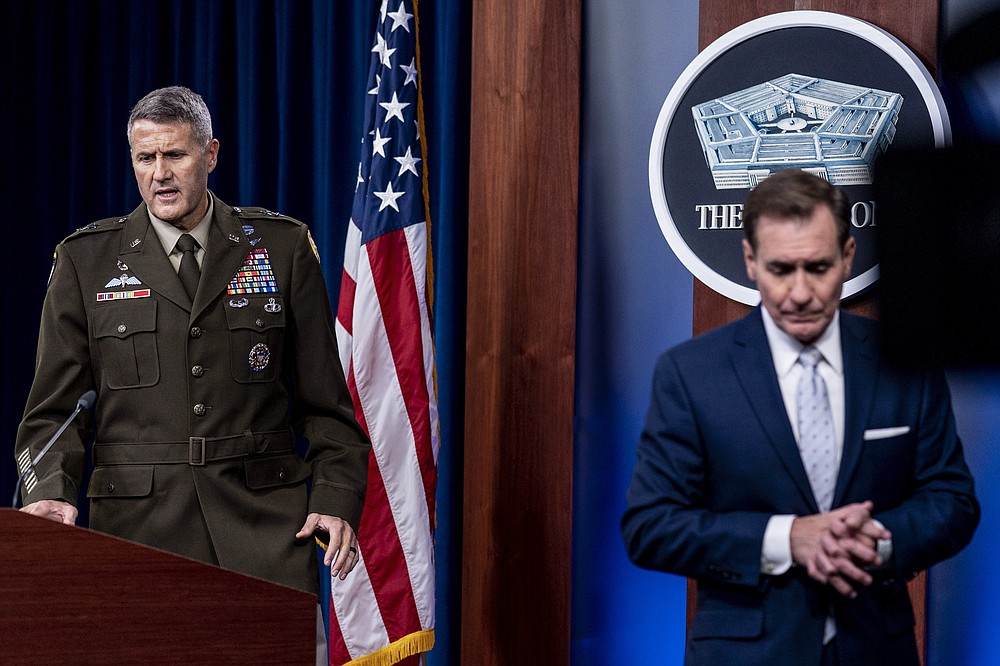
<box><xmin>117</xmin><ymin>259</ymin><xmax>129</xmax><ymax>271</ymax></box>
<box><xmin>248</xmin><ymin>343</ymin><xmax>271</xmax><ymax>372</ymax></box>
<box><xmin>227</xmin><ymin>248</ymin><xmax>278</xmax><ymax>295</ymax></box>
<box><xmin>307</xmin><ymin>230</ymin><xmax>321</xmax><ymax>263</ymax></box>
<box><xmin>264</xmin><ymin>298</ymin><xmax>282</xmax><ymax>313</ymax></box>
<box><xmin>96</xmin><ymin>289</ymin><xmax>151</xmax><ymax>301</ymax></box>
<box><xmin>105</xmin><ymin>274</ymin><xmax>143</xmax><ymax>289</ymax></box>
<box><xmin>48</xmin><ymin>251</ymin><xmax>57</xmax><ymax>285</ymax></box>
<box><xmin>242</xmin><ymin>224</ymin><xmax>255</xmax><ymax>236</ymax></box>
<box><xmin>229</xmin><ymin>298</ymin><xmax>250</xmax><ymax>308</ymax></box>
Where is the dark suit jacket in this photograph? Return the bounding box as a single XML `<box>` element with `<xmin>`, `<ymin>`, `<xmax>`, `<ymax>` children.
<box><xmin>15</xmin><ymin>195</ymin><xmax>370</xmax><ymax>594</ymax></box>
<box><xmin>622</xmin><ymin>309</ymin><xmax>978</xmax><ymax>666</ymax></box>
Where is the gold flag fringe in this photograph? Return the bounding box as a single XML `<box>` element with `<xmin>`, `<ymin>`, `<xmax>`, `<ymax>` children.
<box><xmin>341</xmin><ymin>630</ymin><xmax>435</xmax><ymax>666</ymax></box>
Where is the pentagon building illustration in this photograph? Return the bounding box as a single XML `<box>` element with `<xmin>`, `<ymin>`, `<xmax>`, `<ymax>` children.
<box><xmin>691</xmin><ymin>74</ymin><xmax>902</xmax><ymax>190</ymax></box>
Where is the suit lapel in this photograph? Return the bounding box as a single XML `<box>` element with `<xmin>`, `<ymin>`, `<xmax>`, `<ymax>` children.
<box><xmin>731</xmin><ymin>311</ymin><xmax>819</xmax><ymax>512</ymax></box>
<box><xmin>118</xmin><ymin>206</ymin><xmax>192</xmax><ymax>313</ymax></box>
<box><xmin>191</xmin><ymin>199</ymin><xmax>250</xmax><ymax>322</ymax></box>
<box><xmin>833</xmin><ymin>315</ymin><xmax>879</xmax><ymax>506</ymax></box>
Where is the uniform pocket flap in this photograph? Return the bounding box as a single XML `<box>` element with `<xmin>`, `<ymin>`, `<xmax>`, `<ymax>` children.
<box><xmin>93</xmin><ymin>299</ymin><xmax>158</xmax><ymax>339</ymax></box>
<box><xmin>87</xmin><ymin>465</ymin><xmax>154</xmax><ymax>498</ymax></box>
<box><xmin>245</xmin><ymin>454</ymin><xmax>309</xmax><ymax>490</ymax></box>
<box><xmin>224</xmin><ymin>296</ymin><xmax>286</xmax><ymax>331</ymax></box>
<box><xmin>689</xmin><ymin>609</ymin><xmax>764</xmax><ymax>640</ymax></box>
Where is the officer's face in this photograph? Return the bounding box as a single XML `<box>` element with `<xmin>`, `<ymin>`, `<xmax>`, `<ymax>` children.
<box><xmin>129</xmin><ymin>120</ymin><xmax>219</xmax><ymax>232</ymax></box>
<box><xmin>743</xmin><ymin>204</ymin><xmax>855</xmax><ymax>345</ymax></box>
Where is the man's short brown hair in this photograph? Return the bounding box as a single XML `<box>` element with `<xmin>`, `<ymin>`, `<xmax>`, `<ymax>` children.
<box><xmin>742</xmin><ymin>169</ymin><xmax>851</xmax><ymax>250</ymax></box>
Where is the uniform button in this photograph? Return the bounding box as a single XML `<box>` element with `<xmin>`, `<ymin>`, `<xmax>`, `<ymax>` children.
<box><xmin>107</xmin><ymin>482</ymin><xmax>115</xmax><ymax>493</ymax></box>
<box><xmin>190</xmin><ymin>326</ymin><xmax>203</xmax><ymax>338</ymax></box>
<box><xmin>191</xmin><ymin>365</ymin><xmax>204</xmax><ymax>378</ymax></box>
<box><xmin>193</xmin><ymin>403</ymin><xmax>207</xmax><ymax>417</ymax></box>
<box><xmin>255</xmin><ymin>318</ymin><xmax>265</xmax><ymax>327</ymax></box>
<box><xmin>117</xmin><ymin>324</ymin><xmax>127</xmax><ymax>334</ymax></box>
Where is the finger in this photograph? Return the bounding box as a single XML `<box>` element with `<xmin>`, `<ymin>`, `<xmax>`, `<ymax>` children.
<box><xmin>838</xmin><ymin>538</ymin><xmax>882</xmax><ymax>567</ymax></box>
<box><xmin>828</xmin><ymin>551</ymin><xmax>875</xmax><ymax>587</ymax></box>
<box><xmin>827</xmin><ymin>573</ymin><xmax>858</xmax><ymax>598</ymax></box>
<box><xmin>323</xmin><ymin>520</ymin><xmax>347</xmax><ymax>568</ymax></box>
<box><xmin>839</xmin><ymin>503</ymin><xmax>874</xmax><ymax>530</ymax></box>
<box><xmin>819</xmin><ymin>531</ymin><xmax>847</xmax><ymax>559</ymax></box>
<box><xmin>341</xmin><ymin>544</ymin><xmax>361</xmax><ymax>577</ymax></box>
<box><xmin>857</xmin><ymin>520</ymin><xmax>891</xmax><ymax>542</ymax></box>
<box><xmin>295</xmin><ymin>514</ymin><xmax>320</xmax><ymax>540</ymax></box>
<box><xmin>330</xmin><ymin>526</ymin><xmax>356</xmax><ymax>577</ymax></box>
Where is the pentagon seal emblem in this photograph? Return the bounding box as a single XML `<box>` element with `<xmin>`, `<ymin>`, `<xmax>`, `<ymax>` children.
<box><xmin>648</xmin><ymin>11</ymin><xmax>949</xmax><ymax>305</ymax></box>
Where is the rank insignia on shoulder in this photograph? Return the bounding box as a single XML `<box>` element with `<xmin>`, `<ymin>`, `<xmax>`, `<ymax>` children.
<box><xmin>105</xmin><ymin>273</ymin><xmax>143</xmax><ymax>289</ymax></box>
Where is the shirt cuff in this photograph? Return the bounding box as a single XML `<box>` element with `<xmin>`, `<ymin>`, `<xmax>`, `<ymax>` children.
<box><xmin>761</xmin><ymin>514</ymin><xmax>796</xmax><ymax>575</ymax></box>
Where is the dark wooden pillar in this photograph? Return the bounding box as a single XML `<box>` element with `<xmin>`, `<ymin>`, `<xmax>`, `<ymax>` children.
<box><xmin>462</xmin><ymin>0</ymin><xmax>580</xmax><ymax>663</ymax></box>
<box><xmin>694</xmin><ymin>1</ymin><xmax>939</xmax><ymax>662</ymax></box>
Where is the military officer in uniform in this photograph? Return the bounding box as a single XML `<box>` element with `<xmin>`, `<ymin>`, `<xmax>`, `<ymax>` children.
<box><xmin>14</xmin><ymin>86</ymin><xmax>370</xmax><ymax>614</ymax></box>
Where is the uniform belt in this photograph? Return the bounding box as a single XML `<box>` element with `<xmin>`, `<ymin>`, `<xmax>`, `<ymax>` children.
<box><xmin>93</xmin><ymin>430</ymin><xmax>295</xmax><ymax>466</ymax></box>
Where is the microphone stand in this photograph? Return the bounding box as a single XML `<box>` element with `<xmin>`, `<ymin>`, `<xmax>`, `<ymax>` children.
<box><xmin>12</xmin><ymin>390</ymin><xmax>97</xmax><ymax>508</ymax></box>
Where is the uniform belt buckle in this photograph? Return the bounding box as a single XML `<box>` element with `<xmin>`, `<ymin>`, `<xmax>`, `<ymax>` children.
<box><xmin>189</xmin><ymin>437</ymin><xmax>206</xmax><ymax>466</ymax></box>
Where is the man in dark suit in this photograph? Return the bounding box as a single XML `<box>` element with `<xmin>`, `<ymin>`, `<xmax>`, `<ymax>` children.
<box><xmin>622</xmin><ymin>169</ymin><xmax>979</xmax><ymax>665</ymax></box>
<box><xmin>14</xmin><ymin>86</ymin><xmax>369</xmax><ymax>606</ymax></box>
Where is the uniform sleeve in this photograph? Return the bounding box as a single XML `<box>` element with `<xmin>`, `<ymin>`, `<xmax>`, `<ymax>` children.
<box><xmin>285</xmin><ymin>224</ymin><xmax>370</xmax><ymax>531</ymax></box>
<box><xmin>14</xmin><ymin>244</ymin><xmax>96</xmax><ymax>505</ymax></box>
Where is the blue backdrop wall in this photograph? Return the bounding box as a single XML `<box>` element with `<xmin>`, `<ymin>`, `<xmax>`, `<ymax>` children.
<box><xmin>573</xmin><ymin>1</ymin><xmax>698</xmax><ymax>663</ymax></box>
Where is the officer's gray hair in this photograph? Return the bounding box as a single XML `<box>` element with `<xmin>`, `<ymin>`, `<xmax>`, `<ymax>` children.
<box><xmin>127</xmin><ymin>86</ymin><xmax>214</xmax><ymax>150</ymax></box>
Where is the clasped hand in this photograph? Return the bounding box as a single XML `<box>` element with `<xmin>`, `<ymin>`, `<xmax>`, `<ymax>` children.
<box><xmin>790</xmin><ymin>500</ymin><xmax>890</xmax><ymax>598</ymax></box>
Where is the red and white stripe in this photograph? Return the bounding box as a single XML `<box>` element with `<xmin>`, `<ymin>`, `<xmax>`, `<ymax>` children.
<box><xmin>332</xmin><ymin>217</ymin><xmax>438</xmax><ymax>664</ymax></box>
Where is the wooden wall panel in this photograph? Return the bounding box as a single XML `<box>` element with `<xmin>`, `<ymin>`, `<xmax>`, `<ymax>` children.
<box><xmin>462</xmin><ymin>0</ymin><xmax>580</xmax><ymax>663</ymax></box>
<box><xmin>695</xmin><ymin>1</ymin><xmax>938</xmax><ymax>662</ymax></box>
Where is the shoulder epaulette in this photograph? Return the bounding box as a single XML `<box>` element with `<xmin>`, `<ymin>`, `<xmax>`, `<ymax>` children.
<box><xmin>232</xmin><ymin>206</ymin><xmax>301</xmax><ymax>225</ymax></box>
<box><xmin>63</xmin><ymin>216</ymin><xmax>128</xmax><ymax>242</ymax></box>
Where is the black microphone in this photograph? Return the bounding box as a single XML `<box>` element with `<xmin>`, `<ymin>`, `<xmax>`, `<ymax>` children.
<box><xmin>12</xmin><ymin>390</ymin><xmax>97</xmax><ymax>508</ymax></box>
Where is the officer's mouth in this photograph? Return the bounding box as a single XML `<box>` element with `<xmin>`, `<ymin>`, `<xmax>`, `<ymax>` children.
<box><xmin>155</xmin><ymin>188</ymin><xmax>180</xmax><ymax>202</ymax></box>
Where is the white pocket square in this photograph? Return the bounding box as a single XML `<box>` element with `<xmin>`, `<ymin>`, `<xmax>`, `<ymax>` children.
<box><xmin>863</xmin><ymin>426</ymin><xmax>911</xmax><ymax>441</ymax></box>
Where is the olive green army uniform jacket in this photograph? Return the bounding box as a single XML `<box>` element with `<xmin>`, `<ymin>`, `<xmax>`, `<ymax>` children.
<box><xmin>15</xmin><ymin>194</ymin><xmax>370</xmax><ymax>595</ymax></box>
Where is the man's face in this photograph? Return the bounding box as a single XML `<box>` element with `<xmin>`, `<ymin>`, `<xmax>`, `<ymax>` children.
<box><xmin>743</xmin><ymin>204</ymin><xmax>855</xmax><ymax>345</ymax></box>
<box><xmin>129</xmin><ymin>119</ymin><xmax>219</xmax><ymax>231</ymax></box>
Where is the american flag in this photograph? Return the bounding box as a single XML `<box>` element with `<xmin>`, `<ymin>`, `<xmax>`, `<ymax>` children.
<box><xmin>332</xmin><ymin>0</ymin><xmax>439</xmax><ymax>664</ymax></box>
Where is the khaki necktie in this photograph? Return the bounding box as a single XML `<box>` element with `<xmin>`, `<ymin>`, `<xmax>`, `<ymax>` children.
<box><xmin>176</xmin><ymin>233</ymin><xmax>201</xmax><ymax>301</ymax></box>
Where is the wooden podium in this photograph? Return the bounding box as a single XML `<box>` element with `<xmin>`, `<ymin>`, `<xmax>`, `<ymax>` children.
<box><xmin>0</xmin><ymin>510</ymin><xmax>315</xmax><ymax>664</ymax></box>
